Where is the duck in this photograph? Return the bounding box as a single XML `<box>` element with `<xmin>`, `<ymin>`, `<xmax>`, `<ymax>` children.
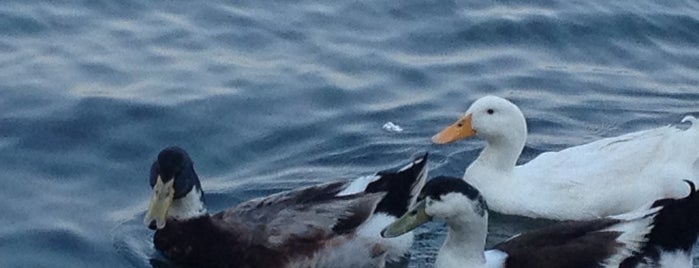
<box><xmin>381</xmin><ymin>176</ymin><xmax>699</xmax><ymax>268</ymax></box>
<box><xmin>144</xmin><ymin>146</ymin><xmax>428</xmax><ymax>268</ymax></box>
<box><xmin>432</xmin><ymin>95</ymin><xmax>699</xmax><ymax>220</ymax></box>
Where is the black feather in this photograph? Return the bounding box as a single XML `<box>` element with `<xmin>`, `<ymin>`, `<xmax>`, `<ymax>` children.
<box><xmin>154</xmin><ymin>217</ymin><xmax>287</xmax><ymax>268</ymax></box>
<box><xmin>620</xmin><ymin>180</ymin><xmax>699</xmax><ymax>267</ymax></box>
<box><xmin>419</xmin><ymin>176</ymin><xmax>488</xmax><ymax>217</ymax></box>
<box><xmin>495</xmin><ymin>219</ymin><xmax>624</xmax><ymax>268</ymax></box>
<box><xmin>364</xmin><ymin>153</ymin><xmax>428</xmax><ymax>217</ymax></box>
<box><xmin>151</xmin><ymin>146</ymin><xmax>202</xmax><ymax>199</ymax></box>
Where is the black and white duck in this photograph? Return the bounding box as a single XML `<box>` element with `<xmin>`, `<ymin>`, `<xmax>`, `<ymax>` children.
<box><xmin>381</xmin><ymin>176</ymin><xmax>699</xmax><ymax>268</ymax></box>
<box><xmin>144</xmin><ymin>146</ymin><xmax>427</xmax><ymax>268</ymax></box>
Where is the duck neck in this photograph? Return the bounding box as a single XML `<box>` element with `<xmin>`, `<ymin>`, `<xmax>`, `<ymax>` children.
<box><xmin>435</xmin><ymin>215</ymin><xmax>488</xmax><ymax>268</ymax></box>
<box><xmin>473</xmin><ymin>126</ymin><xmax>526</xmax><ymax>174</ymax></box>
<box><xmin>169</xmin><ymin>186</ymin><xmax>208</xmax><ymax>221</ymax></box>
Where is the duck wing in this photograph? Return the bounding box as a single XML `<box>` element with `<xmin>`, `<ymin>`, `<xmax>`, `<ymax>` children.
<box><xmin>492</xmin><ymin>205</ymin><xmax>659</xmax><ymax>268</ymax></box>
<box><xmin>214</xmin><ymin>181</ymin><xmax>384</xmax><ymax>253</ymax></box>
<box><xmin>519</xmin><ymin>118</ymin><xmax>699</xmax><ymax>188</ymax></box>
<box><xmin>338</xmin><ymin>152</ymin><xmax>429</xmax><ymax>217</ymax></box>
<box><xmin>510</xmin><ymin>120</ymin><xmax>699</xmax><ymax>219</ymax></box>
<box><xmin>620</xmin><ymin>181</ymin><xmax>699</xmax><ymax>267</ymax></box>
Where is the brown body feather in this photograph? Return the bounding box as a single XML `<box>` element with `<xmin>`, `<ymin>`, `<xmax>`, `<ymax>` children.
<box><xmin>154</xmin><ymin>181</ymin><xmax>384</xmax><ymax>268</ymax></box>
<box><xmin>494</xmin><ymin>219</ymin><xmax>624</xmax><ymax>268</ymax></box>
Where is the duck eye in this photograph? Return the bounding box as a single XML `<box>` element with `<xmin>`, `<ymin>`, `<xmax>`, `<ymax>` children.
<box><xmin>487</xmin><ymin>109</ymin><xmax>494</xmax><ymax>115</ymax></box>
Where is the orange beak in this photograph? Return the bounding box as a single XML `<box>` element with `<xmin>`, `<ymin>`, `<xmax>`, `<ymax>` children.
<box><xmin>432</xmin><ymin>114</ymin><xmax>476</xmax><ymax>144</ymax></box>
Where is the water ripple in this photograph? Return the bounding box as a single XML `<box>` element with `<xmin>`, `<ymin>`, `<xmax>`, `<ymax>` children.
<box><xmin>1</xmin><ymin>0</ymin><xmax>699</xmax><ymax>267</ymax></box>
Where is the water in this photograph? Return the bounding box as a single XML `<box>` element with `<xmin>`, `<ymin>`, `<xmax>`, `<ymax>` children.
<box><xmin>1</xmin><ymin>0</ymin><xmax>698</xmax><ymax>267</ymax></box>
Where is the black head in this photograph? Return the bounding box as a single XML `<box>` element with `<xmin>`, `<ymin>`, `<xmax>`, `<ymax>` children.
<box><xmin>145</xmin><ymin>147</ymin><xmax>203</xmax><ymax>230</ymax></box>
<box><xmin>150</xmin><ymin>146</ymin><xmax>201</xmax><ymax>199</ymax></box>
<box><xmin>419</xmin><ymin>176</ymin><xmax>488</xmax><ymax>217</ymax></box>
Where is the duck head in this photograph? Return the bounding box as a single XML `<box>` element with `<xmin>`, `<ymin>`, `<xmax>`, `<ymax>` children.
<box><xmin>144</xmin><ymin>147</ymin><xmax>205</xmax><ymax>230</ymax></box>
<box><xmin>381</xmin><ymin>176</ymin><xmax>488</xmax><ymax>237</ymax></box>
<box><xmin>432</xmin><ymin>95</ymin><xmax>527</xmax><ymax>145</ymax></box>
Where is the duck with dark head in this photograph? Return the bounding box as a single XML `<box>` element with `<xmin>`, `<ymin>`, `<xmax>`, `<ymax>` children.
<box><xmin>144</xmin><ymin>146</ymin><xmax>428</xmax><ymax>268</ymax></box>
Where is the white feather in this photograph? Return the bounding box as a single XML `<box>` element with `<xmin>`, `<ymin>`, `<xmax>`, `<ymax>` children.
<box><xmin>335</xmin><ymin>156</ymin><xmax>427</xmax><ymax>262</ymax></box>
<box><xmin>168</xmin><ymin>187</ymin><xmax>207</xmax><ymax>220</ymax></box>
<box><xmin>483</xmin><ymin>250</ymin><xmax>507</xmax><ymax>268</ymax></box>
<box><xmin>356</xmin><ymin>213</ymin><xmax>414</xmax><ymax>262</ymax></box>
<box><xmin>337</xmin><ymin>175</ymin><xmax>380</xmax><ymax>196</ymax></box>
<box><xmin>601</xmin><ymin>204</ymin><xmax>661</xmax><ymax>267</ymax></box>
<box><xmin>657</xmin><ymin>250</ymin><xmax>693</xmax><ymax>268</ymax></box>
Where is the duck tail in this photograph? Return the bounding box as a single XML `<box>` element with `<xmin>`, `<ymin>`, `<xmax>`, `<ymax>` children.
<box><xmin>681</xmin><ymin>115</ymin><xmax>699</xmax><ymax>129</ymax></box>
<box><xmin>364</xmin><ymin>152</ymin><xmax>429</xmax><ymax>217</ymax></box>
<box><xmin>680</xmin><ymin>179</ymin><xmax>699</xmax><ymax>228</ymax></box>
<box><xmin>683</xmin><ymin>179</ymin><xmax>696</xmax><ymax>194</ymax></box>
<box><xmin>627</xmin><ymin>180</ymin><xmax>699</xmax><ymax>266</ymax></box>
<box><xmin>654</xmin><ymin>179</ymin><xmax>699</xmax><ymax>237</ymax></box>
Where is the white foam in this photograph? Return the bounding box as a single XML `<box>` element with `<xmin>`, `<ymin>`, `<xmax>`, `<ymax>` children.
<box><xmin>382</xmin><ymin>122</ymin><xmax>403</xmax><ymax>133</ymax></box>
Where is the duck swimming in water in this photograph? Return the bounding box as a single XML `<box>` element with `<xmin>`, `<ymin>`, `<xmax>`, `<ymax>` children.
<box><xmin>381</xmin><ymin>176</ymin><xmax>699</xmax><ymax>268</ymax></box>
<box><xmin>432</xmin><ymin>95</ymin><xmax>699</xmax><ymax>220</ymax></box>
<box><xmin>144</xmin><ymin>147</ymin><xmax>428</xmax><ymax>268</ymax></box>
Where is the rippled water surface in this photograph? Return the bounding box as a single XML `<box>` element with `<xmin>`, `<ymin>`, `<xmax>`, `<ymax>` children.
<box><xmin>1</xmin><ymin>1</ymin><xmax>699</xmax><ymax>267</ymax></box>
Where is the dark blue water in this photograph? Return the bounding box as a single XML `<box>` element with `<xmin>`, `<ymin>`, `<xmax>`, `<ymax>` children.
<box><xmin>1</xmin><ymin>1</ymin><xmax>698</xmax><ymax>267</ymax></box>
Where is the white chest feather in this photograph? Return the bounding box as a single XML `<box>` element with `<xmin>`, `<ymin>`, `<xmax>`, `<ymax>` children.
<box><xmin>356</xmin><ymin>213</ymin><xmax>413</xmax><ymax>262</ymax></box>
<box><xmin>169</xmin><ymin>188</ymin><xmax>207</xmax><ymax>220</ymax></box>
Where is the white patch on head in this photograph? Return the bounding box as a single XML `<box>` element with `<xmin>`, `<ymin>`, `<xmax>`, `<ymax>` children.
<box><xmin>338</xmin><ymin>175</ymin><xmax>380</xmax><ymax>196</ymax></box>
<box><xmin>426</xmin><ymin>193</ymin><xmax>484</xmax><ymax>224</ymax></box>
<box><xmin>657</xmin><ymin>250</ymin><xmax>693</xmax><ymax>268</ymax></box>
<box><xmin>168</xmin><ymin>187</ymin><xmax>207</xmax><ymax>220</ymax></box>
<box><xmin>356</xmin><ymin>213</ymin><xmax>413</xmax><ymax>263</ymax></box>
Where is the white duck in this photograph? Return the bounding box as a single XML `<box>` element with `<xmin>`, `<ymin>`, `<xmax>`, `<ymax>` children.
<box><xmin>381</xmin><ymin>176</ymin><xmax>699</xmax><ymax>268</ymax></box>
<box><xmin>432</xmin><ymin>95</ymin><xmax>699</xmax><ymax>220</ymax></box>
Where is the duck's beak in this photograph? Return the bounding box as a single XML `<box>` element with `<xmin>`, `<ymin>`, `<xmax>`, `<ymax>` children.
<box><xmin>432</xmin><ymin>114</ymin><xmax>476</xmax><ymax>144</ymax></box>
<box><xmin>144</xmin><ymin>176</ymin><xmax>175</xmax><ymax>230</ymax></box>
<box><xmin>381</xmin><ymin>200</ymin><xmax>431</xmax><ymax>238</ymax></box>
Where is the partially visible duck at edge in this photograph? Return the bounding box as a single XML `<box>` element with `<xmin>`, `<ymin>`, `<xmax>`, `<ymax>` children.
<box><xmin>381</xmin><ymin>176</ymin><xmax>699</xmax><ymax>268</ymax></box>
